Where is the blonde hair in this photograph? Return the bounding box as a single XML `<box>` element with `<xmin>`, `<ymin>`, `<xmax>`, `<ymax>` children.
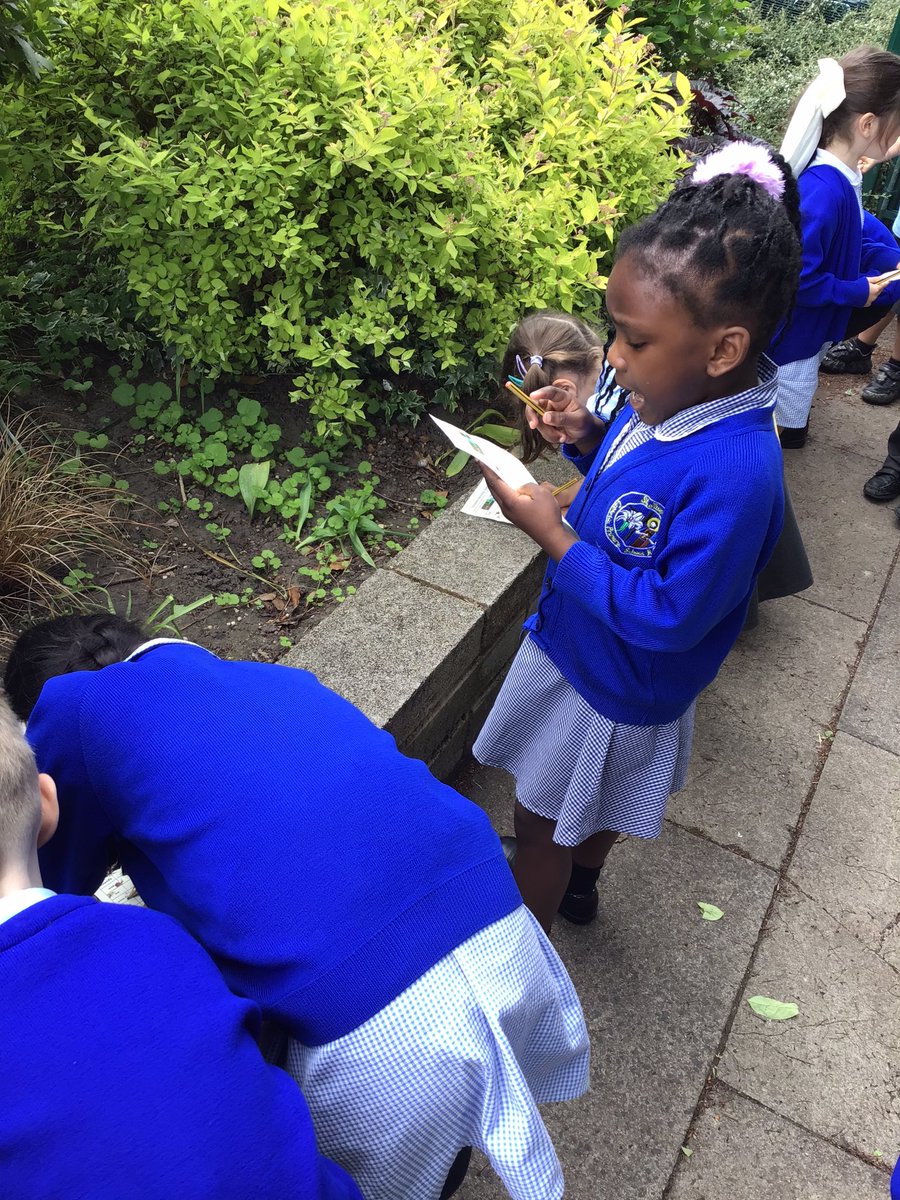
<box><xmin>0</xmin><ymin>692</ymin><xmax>41</xmax><ymax>860</ymax></box>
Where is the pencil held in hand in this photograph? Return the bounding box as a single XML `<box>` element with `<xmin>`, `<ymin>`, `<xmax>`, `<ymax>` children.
<box><xmin>505</xmin><ymin>378</ymin><xmax>546</xmax><ymax>418</ymax></box>
<box><xmin>551</xmin><ymin>476</ymin><xmax>581</xmax><ymax>497</ymax></box>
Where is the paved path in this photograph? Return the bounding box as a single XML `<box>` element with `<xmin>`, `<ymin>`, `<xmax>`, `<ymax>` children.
<box><xmin>453</xmin><ymin>355</ymin><xmax>900</xmax><ymax>1199</ymax></box>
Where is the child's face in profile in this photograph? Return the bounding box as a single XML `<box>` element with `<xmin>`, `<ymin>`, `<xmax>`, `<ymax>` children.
<box><xmin>604</xmin><ymin>256</ymin><xmax>735</xmax><ymax>427</ymax></box>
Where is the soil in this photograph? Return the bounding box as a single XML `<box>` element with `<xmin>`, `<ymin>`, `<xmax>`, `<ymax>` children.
<box><xmin>0</xmin><ymin>367</ymin><xmax>483</xmax><ymax>662</ymax></box>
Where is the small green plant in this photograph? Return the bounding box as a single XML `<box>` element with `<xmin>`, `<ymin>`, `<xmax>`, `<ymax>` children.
<box><xmin>297</xmin><ymin>480</ymin><xmax>396</xmax><ymax>568</ymax></box>
<box><xmin>205</xmin><ymin>522</ymin><xmax>231</xmax><ymax>543</ymax></box>
<box><xmin>251</xmin><ymin>549</ymin><xmax>282</xmax><ymax>573</ymax></box>
<box><xmin>61</xmin><ymin>565</ymin><xmax>95</xmax><ymax>592</ymax></box>
<box><xmin>185</xmin><ymin>497</ymin><xmax>214</xmax><ymax>519</ymax></box>
<box><xmin>420</xmin><ymin>488</ymin><xmax>449</xmax><ymax>511</ymax></box>
<box><xmin>73</xmin><ymin>431</ymin><xmax>109</xmax><ymax>451</ymax></box>
<box><xmin>239</xmin><ymin>460</ymin><xmax>270</xmax><ymax>520</ymax></box>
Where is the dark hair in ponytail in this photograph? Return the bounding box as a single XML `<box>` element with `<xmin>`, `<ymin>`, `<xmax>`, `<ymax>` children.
<box><xmin>3</xmin><ymin>612</ymin><xmax>146</xmax><ymax>721</ymax></box>
<box><xmin>821</xmin><ymin>46</ymin><xmax>900</xmax><ymax>148</ymax></box>
<box><xmin>616</xmin><ymin>144</ymin><xmax>801</xmax><ymax>352</ymax></box>
<box><xmin>500</xmin><ymin>311</ymin><xmax>604</xmax><ymax>463</ymax></box>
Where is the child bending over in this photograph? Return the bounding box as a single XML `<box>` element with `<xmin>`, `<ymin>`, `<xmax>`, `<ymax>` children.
<box><xmin>0</xmin><ymin>692</ymin><xmax>361</xmax><ymax>1200</ymax></box>
<box><xmin>475</xmin><ymin>142</ymin><xmax>799</xmax><ymax>932</ymax></box>
<box><xmin>3</xmin><ymin>619</ymin><xmax>589</xmax><ymax>1200</ymax></box>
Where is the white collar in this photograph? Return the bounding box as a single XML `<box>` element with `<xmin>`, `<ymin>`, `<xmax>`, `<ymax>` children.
<box><xmin>123</xmin><ymin>638</ymin><xmax>203</xmax><ymax>663</ymax></box>
<box><xmin>811</xmin><ymin>148</ymin><xmax>862</xmax><ymax>189</ymax></box>
<box><xmin>0</xmin><ymin>887</ymin><xmax>56</xmax><ymax>926</ymax></box>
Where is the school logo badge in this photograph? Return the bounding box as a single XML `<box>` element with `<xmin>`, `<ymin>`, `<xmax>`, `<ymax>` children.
<box><xmin>605</xmin><ymin>492</ymin><xmax>664</xmax><ymax>558</ymax></box>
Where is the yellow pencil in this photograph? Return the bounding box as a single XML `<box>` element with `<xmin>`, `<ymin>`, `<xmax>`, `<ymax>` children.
<box><xmin>551</xmin><ymin>476</ymin><xmax>581</xmax><ymax>497</ymax></box>
<box><xmin>505</xmin><ymin>378</ymin><xmax>546</xmax><ymax>418</ymax></box>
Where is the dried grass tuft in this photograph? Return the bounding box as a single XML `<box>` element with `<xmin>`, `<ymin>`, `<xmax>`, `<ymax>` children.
<box><xmin>0</xmin><ymin>407</ymin><xmax>129</xmax><ymax>608</ymax></box>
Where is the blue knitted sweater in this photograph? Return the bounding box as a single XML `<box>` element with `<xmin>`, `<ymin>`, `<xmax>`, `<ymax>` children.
<box><xmin>27</xmin><ymin>648</ymin><xmax>520</xmax><ymax>1045</ymax></box>
<box><xmin>525</xmin><ymin>401</ymin><xmax>784</xmax><ymax>724</ymax></box>
<box><xmin>0</xmin><ymin>894</ymin><xmax>361</xmax><ymax>1199</ymax></box>
<box><xmin>770</xmin><ymin>164</ymin><xmax>900</xmax><ymax>365</ymax></box>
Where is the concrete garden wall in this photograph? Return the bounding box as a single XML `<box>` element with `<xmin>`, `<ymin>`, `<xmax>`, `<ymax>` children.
<box><xmin>285</xmin><ymin>457</ymin><xmax>572</xmax><ymax>778</ymax></box>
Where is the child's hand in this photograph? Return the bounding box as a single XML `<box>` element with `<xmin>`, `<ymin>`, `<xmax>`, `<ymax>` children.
<box><xmin>479</xmin><ymin>464</ymin><xmax>578</xmax><ymax>562</ymax></box>
<box><xmin>866</xmin><ymin>265</ymin><xmax>900</xmax><ymax>306</ymax></box>
<box><xmin>525</xmin><ymin>377</ymin><xmax>606</xmax><ymax>455</ymax></box>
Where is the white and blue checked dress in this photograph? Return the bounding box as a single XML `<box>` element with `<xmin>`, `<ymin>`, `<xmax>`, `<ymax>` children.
<box><xmin>286</xmin><ymin>905</ymin><xmax>589</xmax><ymax>1200</ymax></box>
<box><xmin>475</xmin><ymin>360</ymin><xmax>780</xmax><ymax>846</ymax></box>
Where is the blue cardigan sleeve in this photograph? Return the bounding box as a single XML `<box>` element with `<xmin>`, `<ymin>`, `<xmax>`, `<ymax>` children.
<box><xmin>28</xmin><ymin>672</ymin><xmax>116</xmax><ymax>896</ymax></box>
<box><xmin>795</xmin><ymin>176</ymin><xmax>870</xmax><ymax>310</ymax></box>
<box><xmin>551</xmin><ymin>453</ymin><xmax>782</xmax><ymax>654</ymax></box>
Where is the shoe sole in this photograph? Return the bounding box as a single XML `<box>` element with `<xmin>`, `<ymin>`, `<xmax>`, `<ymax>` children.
<box><xmin>820</xmin><ymin>363</ymin><xmax>872</xmax><ymax>375</ymax></box>
<box><xmin>863</xmin><ymin>488</ymin><xmax>900</xmax><ymax>502</ymax></box>
<box><xmin>862</xmin><ymin>394</ymin><xmax>900</xmax><ymax>406</ymax></box>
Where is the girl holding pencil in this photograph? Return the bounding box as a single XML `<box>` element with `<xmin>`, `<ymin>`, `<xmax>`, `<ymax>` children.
<box><xmin>477</xmin><ymin>142</ymin><xmax>799</xmax><ymax>934</ymax></box>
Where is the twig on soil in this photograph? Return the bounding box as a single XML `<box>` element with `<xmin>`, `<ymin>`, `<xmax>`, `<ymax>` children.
<box><xmin>175</xmin><ymin>520</ymin><xmax>288</xmax><ymax>598</ymax></box>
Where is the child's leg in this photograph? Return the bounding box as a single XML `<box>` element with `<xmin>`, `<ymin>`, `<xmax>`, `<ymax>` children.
<box><xmin>572</xmin><ymin>829</ymin><xmax>619</xmax><ymax>870</ymax></box>
<box><xmin>512</xmin><ymin>800</ymin><xmax>571</xmax><ymax>934</ymax></box>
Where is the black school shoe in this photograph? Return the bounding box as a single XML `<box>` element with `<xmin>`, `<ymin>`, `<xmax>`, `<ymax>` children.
<box><xmin>863</xmin><ymin>468</ymin><xmax>900</xmax><ymax>502</ymax></box>
<box><xmin>779</xmin><ymin>422</ymin><xmax>809</xmax><ymax>450</ymax></box>
<box><xmin>819</xmin><ymin>338</ymin><xmax>873</xmax><ymax>375</ymax></box>
<box><xmin>557</xmin><ymin>887</ymin><xmax>599</xmax><ymax>925</ymax></box>
<box><xmin>861</xmin><ymin>361</ymin><xmax>900</xmax><ymax>406</ymax></box>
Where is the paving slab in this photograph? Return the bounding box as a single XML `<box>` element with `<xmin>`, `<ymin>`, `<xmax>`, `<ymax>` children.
<box><xmin>782</xmin><ymin>732</ymin><xmax>900</xmax><ymax>973</ymax></box>
<box><xmin>668</xmin><ymin>1084</ymin><xmax>891</xmax><ymax>1198</ymax></box>
<box><xmin>806</xmin><ymin>365</ymin><xmax>900</xmax><ymax>463</ymax></box>
<box><xmin>452</xmin><ymin>785</ymin><xmax>776</xmax><ymax>1200</ymax></box>
<box><xmin>285</xmin><ymin>567</ymin><xmax>482</xmax><ymax>736</ymax></box>
<box><xmin>669</xmin><ymin>595</ymin><xmax>865</xmax><ymax>868</ymax></box>
<box><xmin>784</xmin><ymin>439</ymin><xmax>896</xmax><ymax>621</ymax></box>
<box><xmin>719</xmin><ymin>870</ymin><xmax>900</xmax><ymax>1160</ymax></box>
<box><xmin>842</xmin><ymin>561</ymin><xmax>900</xmax><ymax>757</ymax></box>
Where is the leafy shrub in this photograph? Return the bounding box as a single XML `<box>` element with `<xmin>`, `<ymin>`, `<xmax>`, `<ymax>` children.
<box><xmin>721</xmin><ymin>0</ymin><xmax>897</xmax><ymax>145</ymax></box>
<box><xmin>0</xmin><ymin>0</ymin><xmax>59</xmax><ymax>78</ymax></box>
<box><xmin>599</xmin><ymin>0</ymin><xmax>753</xmax><ymax>76</ymax></box>
<box><xmin>4</xmin><ymin>0</ymin><xmax>688</xmax><ymax>435</ymax></box>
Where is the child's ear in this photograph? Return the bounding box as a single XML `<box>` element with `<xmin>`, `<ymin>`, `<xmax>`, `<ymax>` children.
<box><xmin>707</xmin><ymin>326</ymin><xmax>752</xmax><ymax>377</ymax></box>
<box><xmin>37</xmin><ymin>774</ymin><xmax>59</xmax><ymax>849</ymax></box>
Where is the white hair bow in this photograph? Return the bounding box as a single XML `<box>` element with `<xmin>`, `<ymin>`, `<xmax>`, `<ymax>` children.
<box><xmin>779</xmin><ymin>58</ymin><xmax>846</xmax><ymax>178</ymax></box>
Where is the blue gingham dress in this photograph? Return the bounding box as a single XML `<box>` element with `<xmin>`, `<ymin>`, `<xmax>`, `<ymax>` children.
<box><xmin>286</xmin><ymin>905</ymin><xmax>589</xmax><ymax>1200</ymax></box>
<box><xmin>476</xmin><ymin>360</ymin><xmax>780</xmax><ymax>846</ymax></box>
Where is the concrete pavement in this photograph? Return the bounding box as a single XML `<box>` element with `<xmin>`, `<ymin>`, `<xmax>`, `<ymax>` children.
<box><xmin>454</xmin><ymin>355</ymin><xmax>900</xmax><ymax>1199</ymax></box>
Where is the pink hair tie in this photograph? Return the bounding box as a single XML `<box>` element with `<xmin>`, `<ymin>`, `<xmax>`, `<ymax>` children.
<box><xmin>691</xmin><ymin>141</ymin><xmax>785</xmax><ymax>201</ymax></box>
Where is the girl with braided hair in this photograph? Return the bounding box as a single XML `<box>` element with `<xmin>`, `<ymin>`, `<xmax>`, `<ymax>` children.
<box><xmin>474</xmin><ymin>142</ymin><xmax>800</xmax><ymax>934</ymax></box>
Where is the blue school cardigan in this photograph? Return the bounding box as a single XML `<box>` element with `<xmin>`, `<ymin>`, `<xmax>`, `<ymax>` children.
<box><xmin>770</xmin><ymin>165</ymin><xmax>900</xmax><ymax>365</ymax></box>
<box><xmin>0</xmin><ymin>894</ymin><xmax>361</xmax><ymax>1199</ymax></box>
<box><xmin>27</xmin><ymin>648</ymin><xmax>520</xmax><ymax>1045</ymax></box>
<box><xmin>525</xmin><ymin>401</ymin><xmax>783</xmax><ymax>725</ymax></box>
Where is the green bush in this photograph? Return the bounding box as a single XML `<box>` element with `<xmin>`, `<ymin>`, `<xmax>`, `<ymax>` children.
<box><xmin>3</xmin><ymin>0</ymin><xmax>688</xmax><ymax>435</ymax></box>
<box><xmin>600</xmin><ymin>0</ymin><xmax>753</xmax><ymax>76</ymax></box>
<box><xmin>722</xmin><ymin>0</ymin><xmax>897</xmax><ymax>145</ymax></box>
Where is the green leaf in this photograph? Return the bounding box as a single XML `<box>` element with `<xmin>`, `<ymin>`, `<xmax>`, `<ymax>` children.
<box><xmin>294</xmin><ymin>480</ymin><xmax>313</xmax><ymax>538</ymax></box>
<box><xmin>680</xmin><ymin>1147</ymin><xmax>693</xmax><ymax>1158</ymax></box>
<box><xmin>747</xmin><ymin>995</ymin><xmax>799</xmax><ymax>1021</ymax></box>
<box><xmin>473</xmin><ymin>423</ymin><xmax>520</xmax><ymax>447</ymax></box>
<box><xmin>697</xmin><ymin>902</ymin><xmax>724</xmax><ymax>922</ymax></box>
<box><xmin>445</xmin><ymin>449</ymin><xmax>470</xmax><ymax>477</ymax></box>
<box><xmin>239</xmin><ymin>461</ymin><xmax>271</xmax><ymax>520</ymax></box>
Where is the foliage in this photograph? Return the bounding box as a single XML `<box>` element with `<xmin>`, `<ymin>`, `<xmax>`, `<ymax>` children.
<box><xmin>598</xmin><ymin>0</ymin><xmax>753</xmax><ymax>75</ymax></box>
<box><xmin>688</xmin><ymin>78</ymin><xmax>750</xmax><ymax>139</ymax></box>
<box><xmin>2</xmin><ymin>0</ymin><xmax>688</xmax><ymax>432</ymax></box>
<box><xmin>0</xmin><ymin>408</ymin><xmax>127</xmax><ymax>606</ymax></box>
<box><xmin>721</xmin><ymin>0</ymin><xmax>897</xmax><ymax>146</ymax></box>
<box><xmin>0</xmin><ymin>0</ymin><xmax>59</xmax><ymax>78</ymax></box>
<box><xmin>441</xmin><ymin>407</ymin><xmax>520</xmax><ymax>477</ymax></box>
